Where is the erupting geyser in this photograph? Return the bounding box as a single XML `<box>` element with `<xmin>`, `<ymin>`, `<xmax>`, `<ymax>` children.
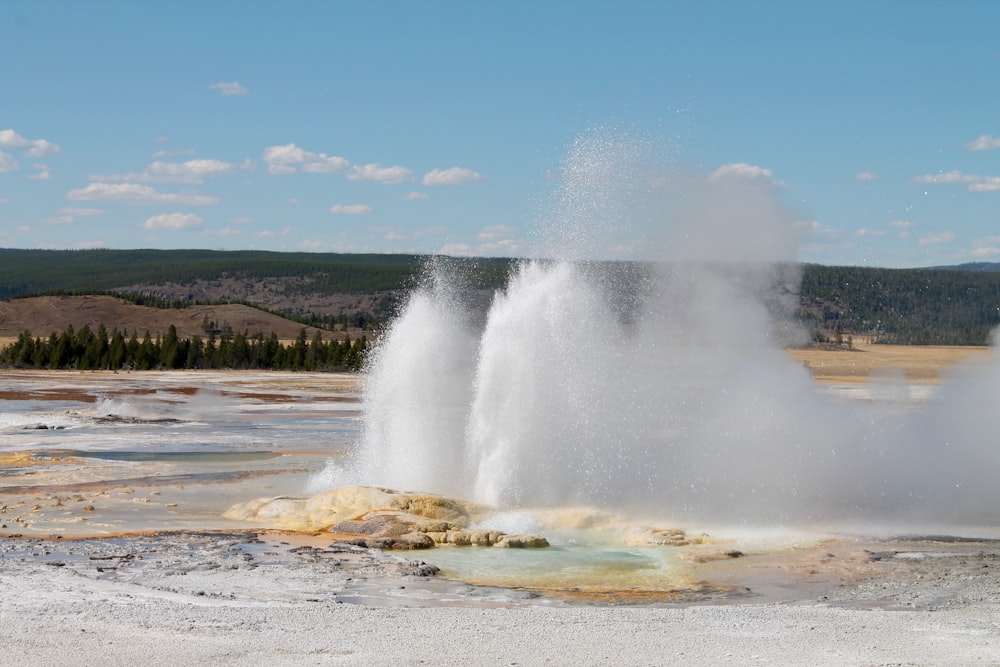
<box><xmin>317</xmin><ymin>130</ymin><xmax>1000</xmax><ymax>531</ymax></box>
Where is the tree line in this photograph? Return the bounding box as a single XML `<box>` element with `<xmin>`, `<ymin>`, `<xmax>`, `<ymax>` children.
<box><xmin>0</xmin><ymin>323</ymin><xmax>367</xmax><ymax>372</ymax></box>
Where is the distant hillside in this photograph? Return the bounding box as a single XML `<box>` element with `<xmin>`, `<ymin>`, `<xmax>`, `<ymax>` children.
<box><xmin>3</xmin><ymin>249</ymin><xmax>1000</xmax><ymax>345</ymax></box>
<box><xmin>0</xmin><ymin>295</ymin><xmax>329</xmax><ymax>341</ymax></box>
<box><xmin>0</xmin><ymin>248</ymin><xmax>512</xmax><ymax>330</ymax></box>
<box><xmin>929</xmin><ymin>262</ymin><xmax>1000</xmax><ymax>272</ymax></box>
<box><xmin>799</xmin><ymin>264</ymin><xmax>1000</xmax><ymax>345</ymax></box>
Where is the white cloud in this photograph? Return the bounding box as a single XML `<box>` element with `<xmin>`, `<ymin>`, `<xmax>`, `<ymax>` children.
<box><xmin>229</xmin><ymin>216</ymin><xmax>253</xmax><ymax>224</ymax></box>
<box><xmin>918</xmin><ymin>231</ymin><xmax>955</xmax><ymax>246</ymax></box>
<box><xmin>152</xmin><ymin>147</ymin><xmax>198</xmax><ymax>159</ymax></box>
<box><xmin>969</xmin><ymin>177</ymin><xmax>1000</xmax><ymax>192</ymax></box>
<box><xmin>263</xmin><ymin>143</ymin><xmax>351</xmax><ymax>175</ymax></box>
<box><xmin>300</xmin><ymin>155</ymin><xmax>351</xmax><ymax>174</ymax></box>
<box><xmin>403</xmin><ymin>191</ymin><xmax>429</xmax><ymax>200</ymax></box>
<box><xmin>439</xmin><ymin>238</ymin><xmax>525</xmax><ymax>257</ymax></box>
<box><xmin>348</xmin><ymin>163</ymin><xmax>413</xmax><ymax>184</ymax></box>
<box><xmin>47</xmin><ymin>208</ymin><xmax>105</xmax><ymax>225</ymax></box>
<box><xmin>0</xmin><ymin>129</ymin><xmax>61</xmax><ymax>157</ymax></box>
<box><xmin>438</xmin><ymin>242</ymin><xmax>471</xmax><ymax>256</ymax></box>
<box><xmin>0</xmin><ymin>151</ymin><xmax>19</xmax><ymax>172</ymax></box>
<box><xmin>97</xmin><ymin>159</ymin><xmax>236</xmax><ymax>184</ymax></box>
<box><xmin>707</xmin><ymin>162</ymin><xmax>786</xmax><ymax>188</ymax></box>
<box><xmin>889</xmin><ymin>220</ymin><xmax>913</xmax><ymax>238</ymax></box>
<box><xmin>912</xmin><ymin>170</ymin><xmax>1000</xmax><ymax>191</ymax></box>
<box><xmin>422</xmin><ymin>166</ymin><xmax>483</xmax><ymax>186</ymax></box>
<box><xmin>68</xmin><ymin>183</ymin><xmax>219</xmax><ymax>205</ymax></box>
<box><xmin>855</xmin><ymin>228</ymin><xmax>887</xmax><ymax>237</ymax></box>
<box><xmin>329</xmin><ymin>203</ymin><xmax>373</xmax><ymax>215</ymax></box>
<box><xmin>27</xmin><ymin>164</ymin><xmax>50</xmax><ymax>180</ymax></box>
<box><xmin>216</xmin><ymin>227</ymin><xmax>242</xmax><ymax>237</ymax></box>
<box><xmin>793</xmin><ymin>219</ymin><xmax>841</xmax><ymax>243</ymax></box>
<box><xmin>438</xmin><ymin>224</ymin><xmax>525</xmax><ymax>257</ymax></box>
<box><xmin>143</xmin><ymin>213</ymin><xmax>204</xmax><ymax>230</ymax></box>
<box><xmin>59</xmin><ymin>207</ymin><xmax>105</xmax><ymax>216</ymax></box>
<box><xmin>0</xmin><ymin>197</ymin><xmax>9</xmax><ymax>204</ymax></box>
<box><xmin>966</xmin><ymin>134</ymin><xmax>1000</xmax><ymax>151</ymax></box>
<box><xmin>912</xmin><ymin>170</ymin><xmax>979</xmax><ymax>185</ymax></box>
<box><xmin>210</xmin><ymin>81</ymin><xmax>248</xmax><ymax>96</ymax></box>
<box><xmin>478</xmin><ymin>224</ymin><xmax>517</xmax><ymax>241</ymax></box>
<box><xmin>855</xmin><ymin>171</ymin><xmax>878</xmax><ymax>181</ymax></box>
<box><xmin>23</xmin><ymin>139</ymin><xmax>60</xmax><ymax>158</ymax></box>
<box><xmin>971</xmin><ymin>246</ymin><xmax>1000</xmax><ymax>258</ymax></box>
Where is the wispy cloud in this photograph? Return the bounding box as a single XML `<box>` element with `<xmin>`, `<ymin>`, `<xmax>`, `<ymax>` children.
<box><xmin>966</xmin><ymin>134</ymin><xmax>1000</xmax><ymax>151</ymax></box>
<box><xmin>329</xmin><ymin>203</ymin><xmax>373</xmax><ymax>215</ymax></box>
<box><xmin>0</xmin><ymin>151</ymin><xmax>19</xmax><ymax>172</ymax></box>
<box><xmin>67</xmin><ymin>183</ymin><xmax>219</xmax><ymax>205</ymax></box>
<box><xmin>912</xmin><ymin>170</ymin><xmax>979</xmax><ymax>185</ymax></box>
<box><xmin>403</xmin><ymin>191</ymin><xmax>429</xmax><ymax>200</ymax></box>
<box><xmin>912</xmin><ymin>170</ymin><xmax>1000</xmax><ymax>191</ymax></box>
<box><xmin>45</xmin><ymin>207</ymin><xmax>106</xmax><ymax>225</ymax></box>
<box><xmin>263</xmin><ymin>143</ymin><xmax>350</xmax><ymax>175</ymax></box>
<box><xmin>375</xmin><ymin>225</ymin><xmax>447</xmax><ymax>242</ymax></box>
<box><xmin>439</xmin><ymin>224</ymin><xmax>525</xmax><ymax>257</ymax></box>
<box><xmin>855</xmin><ymin>171</ymin><xmax>877</xmax><ymax>181</ymax></box>
<box><xmin>971</xmin><ymin>237</ymin><xmax>1000</xmax><ymax>258</ymax></box>
<box><xmin>348</xmin><ymin>163</ymin><xmax>413</xmax><ymax>184</ymax></box>
<box><xmin>918</xmin><ymin>231</ymin><xmax>955</xmax><ymax>246</ymax></box>
<box><xmin>889</xmin><ymin>219</ymin><xmax>913</xmax><ymax>238</ymax></box>
<box><xmin>263</xmin><ymin>144</ymin><xmax>414</xmax><ymax>184</ymax></box>
<box><xmin>422</xmin><ymin>166</ymin><xmax>482</xmax><ymax>186</ymax></box>
<box><xmin>152</xmin><ymin>148</ymin><xmax>198</xmax><ymax>159</ymax></box>
<box><xmin>0</xmin><ymin>129</ymin><xmax>61</xmax><ymax>158</ymax></box>
<box><xmin>143</xmin><ymin>212</ymin><xmax>204</xmax><ymax>230</ymax></box>
<box><xmin>95</xmin><ymin>159</ymin><xmax>237</xmax><ymax>184</ymax></box>
<box><xmin>210</xmin><ymin>81</ymin><xmax>248</xmax><ymax>96</ymax></box>
<box><xmin>707</xmin><ymin>162</ymin><xmax>787</xmax><ymax>188</ymax></box>
<box><xmin>970</xmin><ymin>177</ymin><xmax>1000</xmax><ymax>192</ymax></box>
<box><xmin>27</xmin><ymin>164</ymin><xmax>50</xmax><ymax>180</ymax></box>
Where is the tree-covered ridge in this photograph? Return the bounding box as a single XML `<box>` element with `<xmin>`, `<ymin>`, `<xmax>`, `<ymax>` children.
<box><xmin>3</xmin><ymin>249</ymin><xmax>1000</xmax><ymax>346</ymax></box>
<box><xmin>0</xmin><ymin>323</ymin><xmax>367</xmax><ymax>372</ymax></box>
<box><xmin>799</xmin><ymin>264</ymin><xmax>1000</xmax><ymax>345</ymax></box>
<box><xmin>0</xmin><ymin>248</ymin><xmax>514</xmax><ymax>300</ymax></box>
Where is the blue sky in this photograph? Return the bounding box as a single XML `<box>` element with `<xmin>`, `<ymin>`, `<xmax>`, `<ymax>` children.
<box><xmin>1</xmin><ymin>1</ymin><xmax>998</xmax><ymax>267</ymax></box>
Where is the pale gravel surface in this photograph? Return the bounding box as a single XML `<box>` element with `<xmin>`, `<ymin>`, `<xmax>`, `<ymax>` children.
<box><xmin>4</xmin><ymin>370</ymin><xmax>1000</xmax><ymax>665</ymax></box>
<box><xmin>3</xmin><ymin>532</ymin><xmax>1000</xmax><ymax>666</ymax></box>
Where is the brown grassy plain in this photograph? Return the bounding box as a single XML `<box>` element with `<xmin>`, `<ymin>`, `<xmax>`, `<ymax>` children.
<box><xmin>786</xmin><ymin>342</ymin><xmax>992</xmax><ymax>384</ymax></box>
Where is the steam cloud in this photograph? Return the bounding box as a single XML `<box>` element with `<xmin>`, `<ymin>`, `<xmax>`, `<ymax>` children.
<box><xmin>319</xmin><ymin>129</ymin><xmax>1000</xmax><ymax>533</ymax></box>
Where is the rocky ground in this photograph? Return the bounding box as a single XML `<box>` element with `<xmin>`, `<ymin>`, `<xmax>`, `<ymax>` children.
<box><xmin>3</xmin><ymin>529</ymin><xmax>1000</xmax><ymax>665</ymax></box>
<box><xmin>4</xmin><ymin>366</ymin><xmax>1000</xmax><ymax>664</ymax></box>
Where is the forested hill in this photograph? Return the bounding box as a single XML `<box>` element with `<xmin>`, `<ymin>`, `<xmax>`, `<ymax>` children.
<box><xmin>0</xmin><ymin>248</ymin><xmax>428</xmax><ymax>298</ymax></box>
<box><xmin>2</xmin><ymin>248</ymin><xmax>1000</xmax><ymax>345</ymax></box>
<box><xmin>799</xmin><ymin>263</ymin><xmax>1000</xmax><ymax>345</ymax></box>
